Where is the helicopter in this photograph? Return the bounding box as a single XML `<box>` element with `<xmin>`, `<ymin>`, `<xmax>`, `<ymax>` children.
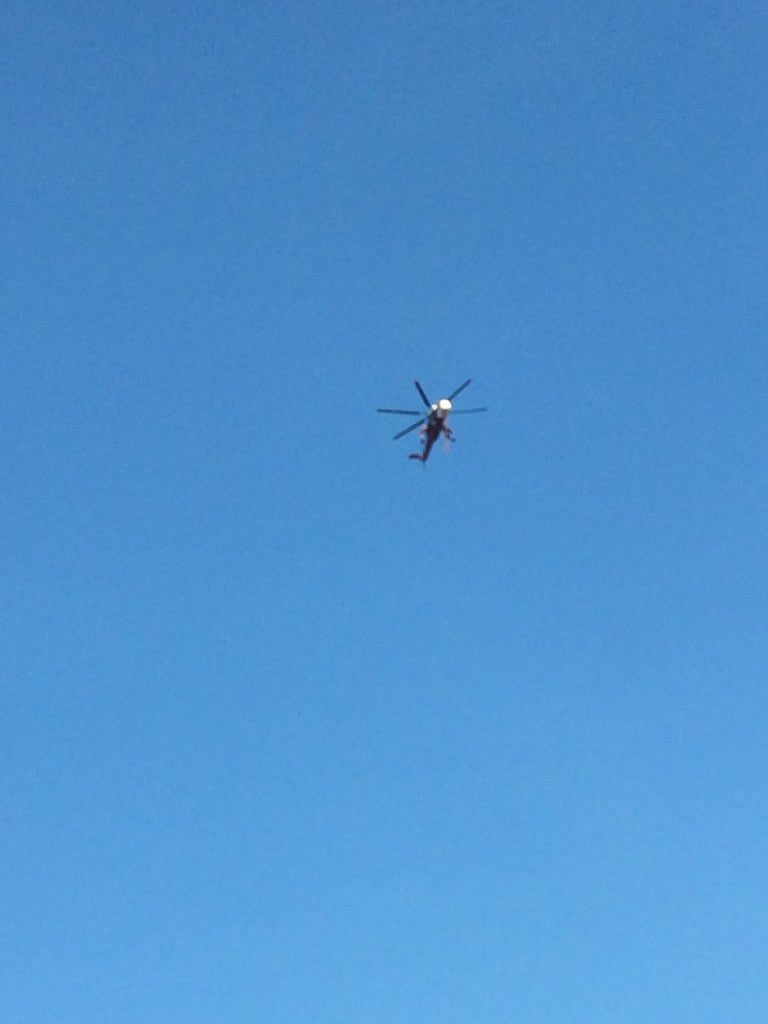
<box><xmin>377</xmin><ymin>379</ymin><xmax>487</xmax><ymax>462</ymax></box>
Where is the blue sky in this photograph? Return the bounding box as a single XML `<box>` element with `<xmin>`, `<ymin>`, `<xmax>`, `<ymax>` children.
<box><xmin>3</xmin><ymin>1</ymin><xmax>768</xmax><ymax>1020</ymax></box>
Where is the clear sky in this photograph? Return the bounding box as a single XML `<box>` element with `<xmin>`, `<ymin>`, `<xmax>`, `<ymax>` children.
<box><xmin>3</xmin><ymin>2</ymin><xmax>768</xmax><ymax>1021</ymax></box>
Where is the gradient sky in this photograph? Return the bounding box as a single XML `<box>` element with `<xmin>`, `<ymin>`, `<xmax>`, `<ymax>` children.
<box><xmin>3</xmin><ymin>2</ymin><xmax>768</xmax><ymax>1021</ymax></box>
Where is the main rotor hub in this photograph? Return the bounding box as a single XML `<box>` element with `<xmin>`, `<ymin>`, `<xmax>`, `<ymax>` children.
<box><xmin>433</xmin><ymin>398</ymin><xmax>452</xmax><ymax>418</ymax></box>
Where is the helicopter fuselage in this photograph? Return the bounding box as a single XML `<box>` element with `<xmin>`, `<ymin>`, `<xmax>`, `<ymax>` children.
<box><xmin>409</xmin><ymin>408</ymin><xmax>453</xmax><ymax>462</ymax></box>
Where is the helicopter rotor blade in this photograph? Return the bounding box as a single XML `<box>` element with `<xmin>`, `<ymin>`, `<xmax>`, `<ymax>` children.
<box><xmin>414</xmin><ymin>381</ymin><xmax>431</xmax><ymax>408</ymax></box>
<box><xmin>393</xmin><ymin>418</ymin><xmax>426</xmax><ymax>440</ymax></box>
<box><xmin>376</xmin><ymin>408</ymin><xmax>423</xmax><ymax>415</ymax></box>
<box><xmin>447</xmin><ymin>378</ymin><xmax>472</xmax><ymax>401</ymax></box>
<box><xmin>449</xmin><ymin>407</ymin><xmax>488</xmax><ymax>414</ymax></box>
